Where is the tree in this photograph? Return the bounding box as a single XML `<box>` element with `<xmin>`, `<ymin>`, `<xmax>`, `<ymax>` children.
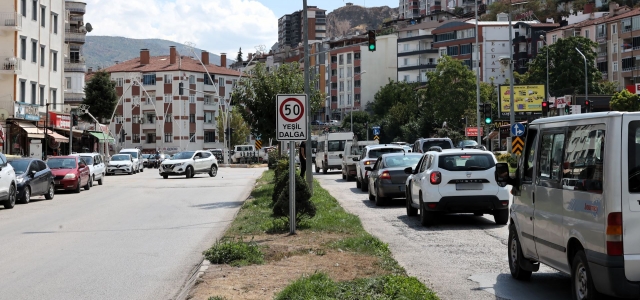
<box><xmin>368</xmin><ymin>80</ymin><xmax>421</xmax><ymax>143</ymax></box>
<box><xmin>217</xmin><ymin>109</ymin><xmax>251</xmax><ymax>148</ymax></box>
<box><xmin>369</xmin><ymin>80</ymin><xmax>420</xmax><ymax>118</ymax></box>
<box><xmin>597</xmin><ymin>81</ymin><xmax>619</xmax><ymax>95</ymax></box>
<box><xmin>236</xmin><ymin>47</ymin><xmax>243</xmax><ymax>63</ymax></box>
<box><xmin>341</xmin><ymin>111</ymin><xmax>375</xmax><ymax>141</ymax></box>
<box><xmin>520</xmin><ymin>37</ymin><xmax>601</xmax><ymax>97</ymax></box>
<box><xmin>83</xmin><ymin>70</ymin><xmax>118</xmax><ymax>122</ymax></box>
<box><xmin>231</xmin><ymin>62</ymin><xmax>323</xmax><ymax>142</ymax></box>
<box><xmin>610</xmin><ymin>89</ymin><xmax>639</xmax><ymax>111</ymax></box>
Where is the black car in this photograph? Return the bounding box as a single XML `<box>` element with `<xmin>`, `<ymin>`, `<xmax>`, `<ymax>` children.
<box><xmin>8</xmin><ymin>158</ymin><xmax>55</xmax><ymax>204</ymax></box>
<box><xmin>365</xmin><ymin>153</ymin><xmax>422</xmax><ymax>206</ymax></box>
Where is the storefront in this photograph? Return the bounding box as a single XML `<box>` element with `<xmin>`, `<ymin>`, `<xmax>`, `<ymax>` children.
<box><xmin>46</xmin><ymin>112</ymin><xmax>70</xmax><ymax>156</ymax></box>
<box><xmin>5</xmin><ymin>102</ymin><xmax>44</xmax><ymax>158</ymax></box>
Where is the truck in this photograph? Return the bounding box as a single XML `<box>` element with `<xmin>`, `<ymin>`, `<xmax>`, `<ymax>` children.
<box><xmin>231</xmin><ymin>145</ymin><xmax>268</xmax><ymax>164</ymax></box>
<box><xmin>341</xmin><ymin>137</ymin><xmax>379</xmax><ymax>181</ymax></box>
<box><xmin>315</xmin><ymin>131</ymin><xmax>354</xmax><ymax>174</ymax></box>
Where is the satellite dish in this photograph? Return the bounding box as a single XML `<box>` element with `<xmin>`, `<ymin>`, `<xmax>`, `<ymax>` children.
<box><xmin>86</xmin><ymin>23</ymin><xmax>93</xmax><ymax>32</ymax></box>
<box><xmin>0</xmin><ymin>108</ymin><xmax>9</xmax><ymax>121</ymax></box>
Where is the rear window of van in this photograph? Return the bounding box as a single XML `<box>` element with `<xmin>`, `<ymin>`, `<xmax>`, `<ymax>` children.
<box><xmin>438</xmin><ymin>154</ymin><xmax>495</xmax><ymax>171</ymax></box>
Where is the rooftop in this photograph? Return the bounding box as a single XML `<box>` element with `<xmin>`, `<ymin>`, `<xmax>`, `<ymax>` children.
<box><xmin>103</xmin><ymin>55</ymin><xmax>241</xmax><ymax>76</ymax></box>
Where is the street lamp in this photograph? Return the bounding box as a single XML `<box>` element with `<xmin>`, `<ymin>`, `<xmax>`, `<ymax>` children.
<box><xmin>575</xmin><ymin>47</ymin><xmax>588</xmax><ymax>106</ymax></box>
<box><xmin>539</xmin><ymin>35</ymin><xmax>550</xmax><ymax>103</ymax></box>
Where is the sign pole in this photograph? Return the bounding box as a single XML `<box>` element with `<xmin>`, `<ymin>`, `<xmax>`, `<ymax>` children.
<box><xmin>289</xmin><ymin>140</ymin><xmax>296</xmax><ymax>234</ymax></box>
<box><xmin>302</xmin><ymin>0</ymin><xmax>313</xmax><ymax>194</ymax></box>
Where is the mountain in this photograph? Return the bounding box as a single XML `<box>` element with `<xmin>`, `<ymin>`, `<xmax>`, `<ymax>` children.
<box><xmin>84</xmin><ymin>36</ymin><xmax>233</xmax><ymax>70</ymax></box>
<box><xmin>326</xmin><ymin>5</ymin><xmax>398</xmax><ymax>38</ymax></box>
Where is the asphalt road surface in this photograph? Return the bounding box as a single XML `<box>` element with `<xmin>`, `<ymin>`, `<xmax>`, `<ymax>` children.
<box><xmin>0</xmin><ymin>167</ymin><xmax>265</xmax><ymax>300</ymax></box>
<box><xmin>315</xmin><ymin>171</ymin><xmax>575</xmax><ymax>300</ymax></box>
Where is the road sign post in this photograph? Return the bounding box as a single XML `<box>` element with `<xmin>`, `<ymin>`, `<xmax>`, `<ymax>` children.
<box><xmin>276</xmin><ymin>94</ymin><xmax>308</xmax><ymax>235</ymax></box>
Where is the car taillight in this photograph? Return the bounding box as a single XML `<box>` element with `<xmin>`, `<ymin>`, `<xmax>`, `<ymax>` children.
<box><xmin>430</xmin><ymin>171</ymin><xmax>441</xmax><ymax>184</ymax></box>
<box><xmin>380</xmin><ymin>171</ymin><xmax>391</xmax><ymax>180</ymax></box>
<box><xmin>606</xmin><ymin>212</ymin><xmax>623</xmax><ymax>256</ymax></box>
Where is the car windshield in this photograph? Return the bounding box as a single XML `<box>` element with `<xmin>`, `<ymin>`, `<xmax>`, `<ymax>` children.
<box><xmin>9</xmin><ymin>160</ymin><xmax>31</xmax><ymax>175</ymax></box>
<box><xmin>80</xmin><ymin>156</ymin><xmax>94</xmax><ymax>165</ymax></box>
<box><xmin>368</xmin><ymin>148</ymin><xmax>404</xmax><ymax>159</ymax></box>
<box><xmin>422</xmin><ymin>140</ymin><xmax>452</xmax><ymax>152</ymax></box>
<box><xmin>383</xmin><ymin>154</ymin><xmax>422</xmax><ymax>168</ymax></box>
<box><xmin>122</xmin><ymin>151</ymin><xmax>138</xmax><ymax>158</ymax></box>
<box><xmin>111</xmin><ymin>155</ymin><xmax>130</xmax><ymax>161</ymax></box>
<box><xmin>142</xmin><ymin>154</ymin><xmax>150</xmax><ymax>159</ymax></box>
<box><xmin>438</xmin><ymin>154</ymin><xmax>495</xmax><ymax>171</ymax></box>
<box><xmin>327</xmin><ymin>140</ymin><xmax>347</xmax><ymax>152</ymax></box>
<box><xmin>173</xmin><ymin>151</ymin><xmax>195</xmax><ymax>160</ymax></box>
<box><xmin>47</xmin><ymin>158</ymin><xmax>77</xmax><ymax>169</ymax></box>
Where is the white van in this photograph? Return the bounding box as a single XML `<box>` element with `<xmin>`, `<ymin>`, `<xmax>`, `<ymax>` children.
<box><xmin>119</xmin><ymin>148</ymin><xmax>142</xmax><ymax>173</ymax></box>
<box><xmin>495</xmin><ymin>112</ymin><xmax>640</xmax><ymax>299</ymax></box>
<box><xmin>315</xmin><ymin>132</ymin><xmax>354</xmax><ymax>174</ymax></box>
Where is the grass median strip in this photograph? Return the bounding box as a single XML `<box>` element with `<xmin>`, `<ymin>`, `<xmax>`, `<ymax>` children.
<box><xmin>190</xmin><ymin>170</ymin><xmax>438</xmax><ymax>300</ymax></box>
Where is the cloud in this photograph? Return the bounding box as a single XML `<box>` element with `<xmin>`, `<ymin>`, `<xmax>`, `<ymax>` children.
<box><xmin>85</xmin><ymin>0</ymin><xmax>277</xmax><ymax>57</ymax></box>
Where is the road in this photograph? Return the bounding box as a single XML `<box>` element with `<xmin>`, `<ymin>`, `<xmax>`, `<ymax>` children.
<box><xmin>0</xmin><ymin>167</ymin><xmax>265</xmax><ymax>300</ymax></box>
<box><xmin>315</xmin><ymin>171</ymin><xmax>574</xmax><ymax>300</ymax></box>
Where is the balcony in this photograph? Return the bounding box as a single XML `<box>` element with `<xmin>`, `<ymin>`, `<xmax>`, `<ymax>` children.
<box><xmin>0</xmin><ymin>56</ymin><xmax>21</xmax><ymax>75</ymax></box>
<box><xmin>0</xmin><ymin>12</ymin><xmax>21</xmax><ymax>31</ymax></box>
<box><xmin>69</xmin><ymin>15</ymin><xmax>84</xmax><ymax>22</ymax></box>
<box><xmin>64</xmin><ymin>59</ymin><xmax>86</xmax><ymax>72</ymax></box>
<box><xmin>398</xmin><ymin>60</ymin><xmax>438</xmax><ymax>71</ymax></box>
<box><xmin>64</xmin><ymin>92</ymin><xmax>84</xmax><ymax>103</ymax></box>
<box><xmin>65</xmin><ymin>29</ymin><xmax>86</xmax><ymax>44</ymax></box>
<box><xmin>66</xmin><ymin>2</ymin><xmax>86</xmax><ymax>14</ymax></box>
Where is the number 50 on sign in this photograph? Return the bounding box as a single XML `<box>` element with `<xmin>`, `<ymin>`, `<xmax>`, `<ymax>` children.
<box><xmin>277</xmin><ymin>94</ymin><xmax>308</xmax><ymax>141</ymax></box>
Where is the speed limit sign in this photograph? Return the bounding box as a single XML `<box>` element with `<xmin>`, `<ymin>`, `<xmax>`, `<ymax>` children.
<box><xmin>276</xmin><ymin>94</ymin><xmax>308</xmax><ymax>141</ymax></box>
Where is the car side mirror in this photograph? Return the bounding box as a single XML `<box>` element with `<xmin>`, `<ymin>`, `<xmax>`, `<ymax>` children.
<box><xmin>404</xmin><ymin>167</ymin><xmax>413</xmax><ymax>174</ymax></box>
<box><xmin>495</xmin><ymin>163</ymin><xmax>513</xmax><ymax>185</ymax></box>
<box><xmin>339</xmin><ymin>154</ymin><xmax>343</xmax><ymax>159</ymax></box>
<box><xmin>30</xmin><ymin>170</ymin><xmax>36</xmax><ymax>176</ymax></box>
<box><xmin>365</xmin><ymin>166</ymin><xmax>373</xmax><ymax>171</ymax></box>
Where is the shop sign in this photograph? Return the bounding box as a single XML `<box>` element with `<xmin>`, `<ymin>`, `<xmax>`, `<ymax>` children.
<box><xmin>14</xmin><ymin>102</ymin><xmax>40</xmax><ymax>121</ymax></box>
<box><xmin>48</xmin><ymin>112</ymin><xmax>70</xmax><ymax>129</ymax></box>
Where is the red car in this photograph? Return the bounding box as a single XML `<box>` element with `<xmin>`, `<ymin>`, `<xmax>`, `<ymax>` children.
<box><xmin>47</xmin><ymin>156</ymin><xmax>91</xmax><ymax>193</ymax></box>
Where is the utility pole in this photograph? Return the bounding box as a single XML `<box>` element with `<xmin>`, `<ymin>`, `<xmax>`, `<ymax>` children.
<box><xmin>474</xmin><ymin>0</ymin><xmax>481</xmax><ymax>144</ymax></box>
<box><xmin>303</xmin><ymin>0</ymin><xmax>313</xmax><ymax>194</ymax></box>
<box><xmin>508</xmin><ymin>4</ymin><xmax>515</xmax><ymax>157</ymax></box>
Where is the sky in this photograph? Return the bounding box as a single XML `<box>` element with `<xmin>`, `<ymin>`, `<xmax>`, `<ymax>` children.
<box><xmin>84</xmin><ymin>0</ymin><xmax>397</xmax><ymax>60</ymax></box>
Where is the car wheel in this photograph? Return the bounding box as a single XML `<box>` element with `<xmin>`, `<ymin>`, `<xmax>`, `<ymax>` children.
<box><xmin>356</xmin><ymin>177</ymin><xmax>361</xmax><ymax>189</ymax></box>
<box><xmin>360</xmin><ymin>178</ymin><xmax>368</xmax><ymax>192</ymax></box>
<box><xmin>20</xmin><ymin>186</ymin><xmax>30</xmax><ymax>204</ymax></box>
<box><xmin>140</xmin><ymin>167</ymin><xmax>144</xmax><ymax>172</ymax></box>
<box><xmin>90</xmin><ymin>175</ymin><xmax>94</xmax><ymax>187</ymax></box>
<box><xmin>420</xmin><ymin>194</ymin><xmax>436</xmax><ymax>227</ymax></box>
<box><xmin>368</xmin><ymin>185</ymin><xmax>375</xmax><ymax>201</ymax></box>
<box><xmin>494</xmin><ymin>209</ymin><xmax>509</xmax><ymax>225</ymax></box>
<box><xmin>572</xmin><ymin>250</ymin><xmax>601</xmax><ymax>300</ymax></box>
<box><xmin>375</xmin><ymin>187</ymin><xmax>387</xmax><ymax>206</ymax></box>
<box><xmin>322</xmin><ymin>165</ymin><xmax>327</xmax><ymax>174</ymax></box>
<box><xmin>162</xmin><ymin>174</ymin><xmax>168</xmax><ymax>179</ymax></box>
<box><xmin>508</xmin><ymin>224</ymin><xmax>532</xmax><ymax>280</ymax></box>
<box><xmin>406</xmin><ymin>189</ymin><xmax>418</xmax><ymax>216</ymax></box>
<box><xmin>98</xmin><ymin>174</ymin><xmax>104</xmax><ymax>185</ymax></box>
<box><xmin>185</xmin><ymin>166</ymin><xmax>193</xmax><ymax>179</ymax></box>
<box><xmin>3</xmin><ymin>185</ymin><xmax>16</xmax><ymax>209</ymax></box>
<box><xmin>128</xmin><ymin>170</ymin><xmax>133</xmax><ymax>175</ymax></box>
<box><xmin>84</xmin><ymin>178</ymin><xmax>91</xmax><ymax>190</ymax></box>
<box><xmin>44</xmin><ymin>183</ymin><xmax>54</xmax><ymax>200</ymax></box>
<box><xmin>74</xmin><ymin>180</ymin><xmax>81</xmax><ymax>193</ymax></box>
<box><xmin>342</xmin><ymin>172</ymin><xmax>346</xmax><ymax>180</ymax></box>
<box><xmin>209</xmin><ymin>165</ymin><xmax>218</xmax><ymax>177</ymax></box>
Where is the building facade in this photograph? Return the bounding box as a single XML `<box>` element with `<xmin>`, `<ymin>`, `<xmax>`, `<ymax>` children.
<box><xmin>278</xmin><ymin>6</ymin><xmax>326</xmax><ymax>49</ymax></box>
<box><xmin>63</xmin><ymin>0</ymin><xmax>86</xmax><ymax>108</ymax></box>
<box><xmin>397</xmin><ymin>20</ymin><xmax>452</xmax><ymax>83</ymax></box>
<box><xmin>104</xmin><ymin>48</ymin><xmax>241</xmax><ymax>154</ymax></box>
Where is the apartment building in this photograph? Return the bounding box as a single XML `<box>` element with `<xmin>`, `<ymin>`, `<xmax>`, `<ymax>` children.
<box><xmin>103</xmin><ymin>48</ymin><xmax>241</xmax><ymax>154</ymax></box>
<box><xmin>0</xmin><ymin>0</ymin><xmax>67</xmax><ymax>155</ymax></box>
<box><xmin>397</xmin><ymin>20</ymin><xmax>456</xmax><ymax>83</ymax></box>
<box><xmin>399</xmin><ymin>0</ymin><xmax>424</xmax><ymax>19</ymax></box>
<box><xmin>327</xmin><ymin>36</ymin><xmax>365</xmax><ymax>121</ymax></box>
<box><xmin>63</xmin><ymin>0</ymin><xmax>86</xmax><ymax>107</ymax></box>
<box><xmin>512</xmin><ymin>22</ymin><xmax>559</xmax><ymax>74</ymax></box>
<box><xmin>278</xmin><ymin>6</ymin><xmax>326</xmax><ymax>49</ymax></box>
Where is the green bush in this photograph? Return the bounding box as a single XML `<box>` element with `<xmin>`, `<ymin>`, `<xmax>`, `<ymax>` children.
<box><xmin>273</xmin><ymin>164</ymin><xmax>291</xmax><ymax>203</ymax></box>
<box><xmin>202</xmin><ymin>237</ymin><xmax>264</xmax><ymax>267</ymax></box>
<box><xmin>274</xmin><ymin>158</ymin><xmax>290</xmax><ymax>182</ymax></box>
<box><xmin>273</xmin><ymin>174</ymin><xmax>316</xmax><ymax>223</ymax></box>
<box><xmin>268</xmin><ymin>149</ymin><xmax>284</xmax><ymax>170</ymax></box>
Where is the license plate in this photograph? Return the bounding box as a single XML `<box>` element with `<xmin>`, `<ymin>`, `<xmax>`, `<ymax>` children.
<box><xmin>54</xmin><ymin>181</ymin><xmax>60</xmax><ymax>184</ymax></box>
<box><xmin>456</xmin><ymin>183</ymin><xmax>483</xmax><ymax>190</ymax></box>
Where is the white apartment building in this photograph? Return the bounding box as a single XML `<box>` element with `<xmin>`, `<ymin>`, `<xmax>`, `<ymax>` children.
<box><xmin>397</xmin><ymin>20</ymin><xmax>447</xmax><ymax>83</ymax></box>
<box><xmin>400</xmin><ymin>0</ymin><xmax>424</xmax><ymax>19</ymax></box>
<box><xmin>104</xmin><ymin>48</ymin><xmax>240</xmax><ymax>154</ymax></box>
<box><xmin>360</xmin><ymin>34</ymin><xmax>398</xmax><ymax>109</ymax></box>
<box><xmin>63</xmin><ymin>0</ymin><xmax>86</xmax><ymax>107</ymax></box>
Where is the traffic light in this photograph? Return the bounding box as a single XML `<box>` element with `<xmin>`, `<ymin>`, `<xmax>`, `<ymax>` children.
<box><xmin>461</xmin><ymin>117</ymin><xmax>467</xmax><ymax>126</ymax></box>
<box><xmin>483</xmin><ymin>103</ymin><xmax>492</xmax><ymax>124</ymax></box>
<box><xmin>178</xmin><ymin>82</ymin><xmax>184</xmax><ymax>96</ymax></box>
<box><xmin>72</xmin><ymin>113</ymin><xmax>78</xmax><ymax>126</ymax></box>
<box><xmin>541</xmin><ymin>101</ymin><xmax>549</xmax><ymax>117</ymax></box>
<box><xmin>584</xmin><ymin>99</ymin><xmax>591</xmax><ymax>113</ymax></box>
<box><xmin>367</xmin><ymin>30</ymin><xmax>376</xmax><ymax>52</ymax></box>
<box><xmin>565</xmin><ymin>104</ymin><xmax>572</xmax><ymax>115</ymax></box>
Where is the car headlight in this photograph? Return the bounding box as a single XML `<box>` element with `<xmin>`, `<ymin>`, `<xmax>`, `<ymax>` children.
<box><xmin>64</xmin><ymin>173</ymin><xmax>76</xmax><ymax>179</ymax></box>
<box><xmin>16</xmin><ymin>176</ymin><xmax>24</xmax><ymax>184</ymax></box>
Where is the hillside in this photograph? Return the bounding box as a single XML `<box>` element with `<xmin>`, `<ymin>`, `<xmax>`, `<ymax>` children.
<box><xmin>326</xmin><ymin>5</ymin><xmax>398</xmax><ymax>37</ymax></box>
<box><xmin>84</xmin><ymin>36</ymin><xmax>233</xmax><ymax>70</ymax></box>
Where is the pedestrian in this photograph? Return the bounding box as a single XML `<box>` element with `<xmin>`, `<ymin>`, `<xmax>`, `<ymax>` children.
<box><xmin>299</xmin><ymin>141</ymin><xmax>306</xmax><ymax>179</ymax></box>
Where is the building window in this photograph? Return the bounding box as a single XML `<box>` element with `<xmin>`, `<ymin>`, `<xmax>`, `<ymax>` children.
<box><xmin>66</xmin><ymin>77</ymin><xmax>71</xmax><ymax>89</ymax></box>
<box><xmin>403</xmin><ymin>75</ymin><xmax>410</xmax><ymax>82</ymax></box>
<box><xmin>613</xmin><ymin>24</ymin><xmax>617</xmax><ymax>34</ymax></box>
<box><xmin>189</xmin><ymin>75</ymin><xmax>195</xmax><ymax>84</ymax></box>
<box><xmin>347</xmin><ymin>80</ymin><xmax>352</xmax><ymax>91</ymax></box>
<box><xmin>446</xmin><ymin>46</ymin><xmax>458</xmax><ymax>56</ymax></box>
<box><xmin>355</xmin><ymin>80</ymin><xmax>361</xmax><ymax>88</ymax></box>
<box><xmin>218</xmin><ymin>76</ymin><xmax>225</xmax><ymax>87</ymax></box>
<box><xmin>39</xmin><ymin>85</ymin><xmax>44</xmax><ymax>106</ymax></box>
<box><xmin>164</xmin><ymin>74</ymin><xmax>172</xmax><ymax>84</ymax></box>
<box><xmin>204</xmin><ymin>131</ymin><xmax>216</xmax><ymax>143</ymax></box>
<box><xmin>331</xmin><ymin>69</ymin><xmax>337</xmax><ymax>76</ymax></box>
<box><xmin>132</xmin><ymin>115</ymin><xmax>141</xmax><ymax>124</ymax></box>
<box><xmin>164</xmin><ymin>93</ymin><xmax>172</xmax><ymax>103</ymax></box>
<box><xmin>347</xmin><ymin>68</ymin><xmax>352</xmax><ymax>77</ymax></box>
<box><xmin>204</xmin><ymin>95</ymin><xmax>212</xmax><ymax>105</ymax></box>
<box><xmin>52</xmin><ymin>51</ymin><xmax>57</xmax><ymax>71</ymax></box>
<box><xmin>165</xmin><ymin>113</ymin><xmax>172</xmax><ymax>123</ymax></box>
<box><xmin>347</xmin><ymin>94</ymin><xmax>352</xmax><ymax>105</ymax></box>
<box><xmin>142</xmin><ymin>74</ymin><xmax>156</xmax><ymax>85</ymax></box>
<box><xmin>189</xmin><ymin>114</ymin><xmax>195</xmax><ymax>123</ymax></box>
<box><xmin>460</xmin><ymin>44</ymin><xmax>472</xmax><ymax>55</ymax></box>
<box><xmin>613</xmin><ymin>61</ymin><xmax>618</xmax><ymax>71</ymax></box>
<box><xmin>585</xmin><ymin>29</ymin><xmax>590</xmax><ymax>39</ymax></box>
<box><xmin>339</xmin><ymin>94</ymin><xmax>344</xmax><ymax>106</ymax></box>
<box><xmin>164</xmin><ymin>133</ymin><xmax>173</xmax><ymax>142</ymax></box>
<box><xmin>339</xmin><ymin>67</ymin><xmax>344</xmax><ymax>78</ymax></box>
<box><xmin>52</xmin><ymin>14</ymin><xmax>58</xmax><ymax>34</ymax></box>
<box><xmin>527</xmin><ymin>43</ymin><xmax>532</xmax><ymax>54</ymax></box>
<box><xmin>146</xmin><ymin>113</ymin><xmax>156</xmax><ymax>124</ymax></box>
<box><xmin>552</xmin><ymin>35</ymin><xmax>557</xmax><ymax>43</ymax></box>
<box><xmin>204</xmin><ymin>111</ymin><xmax>214</xmax><ymax>123</ymax></box>
<box><xmin>31</xmin><ymin>82</ymin><xmax>36</xmax><ymax>104</ymax></box>
<box><xmin>189</xmin><ymin>94</ymin><xmax>195</xmax><ymax>103</ymax></box>
<box><xmin>613</xmin><ymin>43</ymin><xmax>618</xmax><ymax>53</ymax></box>
<box><xmin>347</xmin><ymin>53</ymin><xmax>352</xmax><ymax>64</ymax></box>
<box><xmin>115</xmin><ymin>115</ymin><xmax>123</xmax><ymax>124</ymax></box>
<box><xmin>146</xmin><ymin>133</ymin><xmax>156</xmax><ymax>144</ymax></box>
<box><xmin>339</xmin><ymin>54</ymin><xmax>344</xmax><ymax>64</ymax></box>
<box><xmin>404</xmin><ymin>58</ymin><xmax>409</xmax><ymax>66</ymax></box>
<box><xmin>40</xmin><ymin>45</ymin><xmax>45</xmax><ymax>67</ymax></box>
<box><xmin>20</xmin><ymin>37</ymin><xmax>26</xmax><ymax>60</ymax></box>
<box><xmin>20</xmin><ymin>80</ymin><xmax>26</xmax><ymax>102</ymax></box>
<box><xmin>115</xmin><ymin>78</ymin><xmax>123</xmax><ymax>87</ymax></box>
<box><xmin>354</xmin><ymin>66</ymin><xmax>361</xmax><ymax>74</ymax></box>
<box><xmin>189</xmin><ymin>132</ymin><xmax>195</xmax><ymax>143</ymax></box>
<box><xmin>331</xmin><ymin>82</ymin><xmax>337</xmax><ymax>90</ymax></box>
<box><xmin>339</xmin><ymin>81</ymin><xmax>344</xmax><ymax>91</ymax></box>
<box><xmin>51</xmin><ymin>88</ymin><xmax>57</xmax><ymax>109</ymax></box>
<box><xmin>129</xmin><ymin>134</ymin><xmax>138</xmax><ymax>143</ymax></box>
<box><xmin>32</xmin><ymin>0</ymin><xmax>37</xmax><ymax>21</ymax></box>
<box><xmin>623</xmin><ymin>18</ymin><xmax>632</xmax><ymax>32</ymax></box>
<box><xmin>204</xmin><ymin>74</ymin><xmax>213</xmax><ymax>85</ymax></box>
<box><xmin>355</xmin><ymin>94</ymin><xmax>361</xmax><ymax>102</ymax></box>
<box><xmin>354</xmin><ymin>52</ymin><xmax>361</xmax><ymax>60</ymax></box>
<box><xmin>31</xmin><ymin>39</ymin><xmax>37</xmax><ymax>63</ymax></box>
<box><xmin>40</xmin><ymin>5</ymin><xmax>45</xmax><ymax>27</ymax></box>
<box><xmin>21</xmin><ymin>0</ymin><xmax>26</xmax><ymax>17</ymax></box>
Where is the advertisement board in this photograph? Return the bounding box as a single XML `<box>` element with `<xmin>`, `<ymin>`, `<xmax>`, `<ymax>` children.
<box><xmin>498</xmin><ymin>85</ymin><xmax>545</xmax><ymax>116</ymax></box>
<box><xmin>465</xmin><ymin>127</ymin><xmax>484</xmax><ymax>137</ymax></box>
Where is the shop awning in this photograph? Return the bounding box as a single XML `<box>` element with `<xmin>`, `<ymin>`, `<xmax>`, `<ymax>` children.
<box><xmin>89</xmin><ymin>132</ymin><xmax>115</xmax><ymax>142</ymax></box>
<box><xmin>47</xmin><ymin>131</ymin><xmax>69</xmax><ymax>143</ymax></box>
<box><xmin>14</xmin><ymin>121</ymin><xmax>45</xmax><ymax>139</ymax></box>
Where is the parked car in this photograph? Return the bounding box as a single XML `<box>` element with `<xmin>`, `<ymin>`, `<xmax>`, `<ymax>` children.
<box><xmin>8</xmin><ymin>158</ymin><xmax>54</xmax><ymax>204</ymax></box>
<box><xmin>355</xmin><ymin>144</ymin><xmax>405</xmax><ymax>192</ymax></box>
<box><xmin>0</xmin><ymin>153</ymin><xmax>17</xmax><ymax>209</ymax></box>
<box><xmin>365</xmin><ymin>153</ymin><xmax>422</xmax><ymax>206</ymax></box>
<box><xmin>47</xmin><ymin>156</ymin><xmax>91</xmax><ymax>193</ymax></box>
<box><xmin>106</xmin><ymin>154</ymin><xmax>134</xmax><ymax>175</ymax></box>
<box><xmin>71</xmin><ymin>153</ymin><xmax>105</xmax><ymax>186</ymax></box>
<box><xmin>494</xmin><ymin>111</ymin><xmax>640</xmax><ymax>299</ymax></box>
<box><xmin>119</xmin><ymin>148</ymin><xmax>142</xmax><ymax>173</ymax></box>
<box><xmin>159</xmin><ymin>150</ymin><xmax>218</xmax><ymax>179</ymax></box>
<box><xmin>141</xmin><ymin>154</ymin><xmax>151</xmax><ymax>167</ymax></box>
<box><xmin>406</xmin><ymin>148</ymin><xmax>509</xmax><ymax>226</ymax></box>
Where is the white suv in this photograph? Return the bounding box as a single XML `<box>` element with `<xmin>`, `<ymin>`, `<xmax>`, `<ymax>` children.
<box><xmin>0</xmin><ymin>153</ymin><xmax>17</xmax><ymax>209</ymax></box>
<box><xmin>71</xmin><ymin>153</ymin><xmax>105</xmax><ymax>186</ymax></box>
<box><xmin>405</xmin><ymin>148</ymin><xmax>509</xmax><ymax>226</ymax></box>
<box><xmin>159</xmin><ymin>150</ymin><xmax>218</xmax><ymax>179</ymax></box>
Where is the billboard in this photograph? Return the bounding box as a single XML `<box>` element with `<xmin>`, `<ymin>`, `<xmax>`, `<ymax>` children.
<box><xmin>498</xmin><ymin>85</ymin><xmax>546</xmax><ymax>116</ymax></box>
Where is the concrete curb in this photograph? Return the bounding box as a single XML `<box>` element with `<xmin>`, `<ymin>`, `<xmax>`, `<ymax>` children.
<box><xmin>220</xmin><ymin>164</ymin><xmax>268</xmax><ymax>168</ymax></box>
